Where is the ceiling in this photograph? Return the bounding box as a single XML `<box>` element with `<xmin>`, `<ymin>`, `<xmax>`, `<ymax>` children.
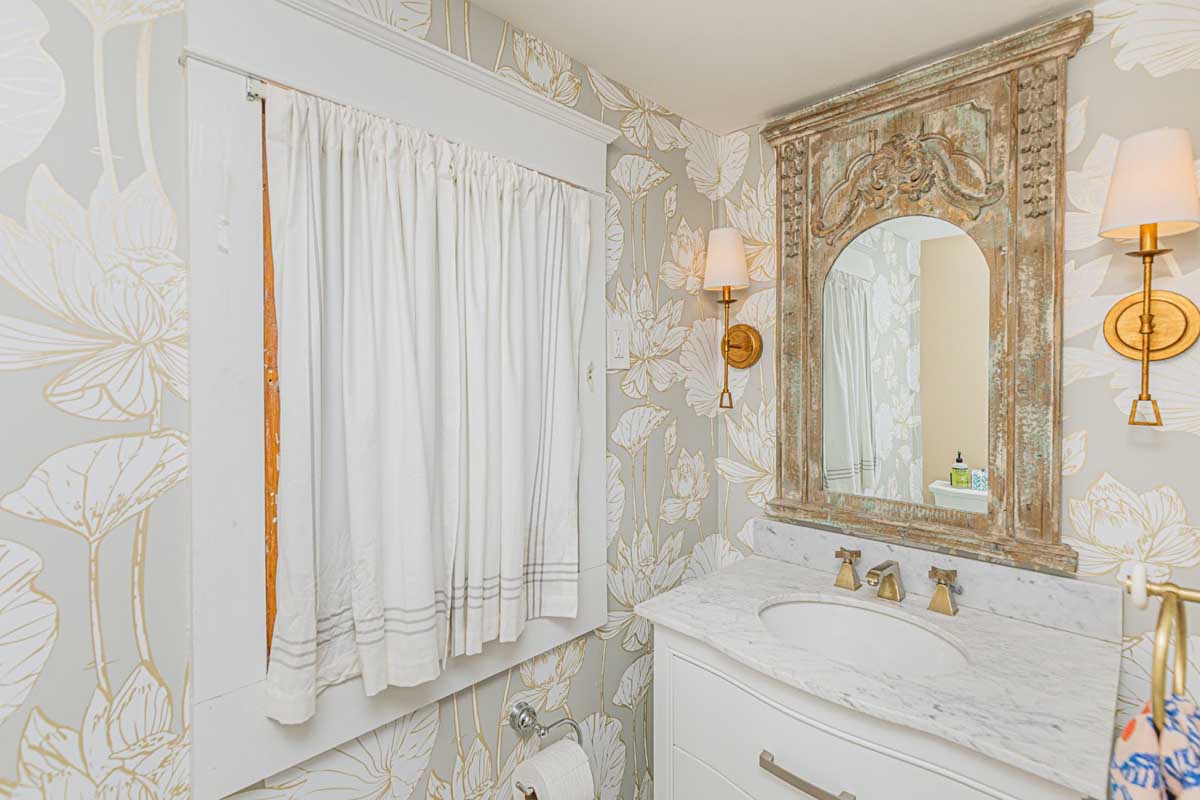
<box><xmin>475</xmin><ymin>0</ymin><xmax>1085</xmax><ymax>133</ymax></box>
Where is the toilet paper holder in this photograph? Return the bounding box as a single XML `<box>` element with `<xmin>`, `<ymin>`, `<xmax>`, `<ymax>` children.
<box><xmin>508</xmin><ymin>701</ymin><xmax>583</xmax><ymax>798</ymax></box>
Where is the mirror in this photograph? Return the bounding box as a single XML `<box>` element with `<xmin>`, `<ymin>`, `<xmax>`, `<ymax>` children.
<box><xmin>822</xmin><ymin>217</ymin><xmax>989</xmax><ymax>512</ymax></box>
<box><xmin>764</xmin><ymin>13</ymin><xmax>1091</xmax><ymax>572</ymax></box>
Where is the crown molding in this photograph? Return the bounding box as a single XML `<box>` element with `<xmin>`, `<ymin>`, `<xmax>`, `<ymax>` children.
<box><xmin>272</xmin><ymin>0</ymin><xmax>620</xmax><ymax>146</ymax></box>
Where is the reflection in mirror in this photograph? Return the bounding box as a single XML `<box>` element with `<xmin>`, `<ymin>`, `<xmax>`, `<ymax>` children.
<box><xmin>822</xmin><ymin>216</ymin><xmax>989</xmax><ymax>513</ymax></box>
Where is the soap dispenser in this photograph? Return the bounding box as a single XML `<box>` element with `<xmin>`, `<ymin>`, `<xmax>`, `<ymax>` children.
<box><xmin>951</xmin><ymin>452</ymin><xmax>970</xmax><ymax>488</ymax></box>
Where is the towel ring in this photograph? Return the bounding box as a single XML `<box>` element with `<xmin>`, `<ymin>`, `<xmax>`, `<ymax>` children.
<box><xmin>1128</xmin><ymin>564</ymin><xmax>1192</xmax><ymax>730</ymax></box>
<box><xmin>508</xmin><ymin>702</ymin><xmax>583</xmax><ymax>798</ymax></box>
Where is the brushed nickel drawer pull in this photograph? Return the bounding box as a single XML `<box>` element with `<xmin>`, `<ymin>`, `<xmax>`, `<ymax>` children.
<box><xmin>759</xmin><ymin>751</ymin><xmax>856</xmax><ymax>800</ymax></box>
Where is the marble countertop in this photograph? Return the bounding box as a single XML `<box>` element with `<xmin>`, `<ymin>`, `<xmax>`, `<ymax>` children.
<box><xmin>635</xmin><ymin>556</ymin><xmax>1120</xmax><ymax>797</ymax></box>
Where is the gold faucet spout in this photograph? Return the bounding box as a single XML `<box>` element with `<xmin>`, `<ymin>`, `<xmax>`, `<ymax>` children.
<box><xmin>865</xmin><ymin>560</ymin><xmax>905</xmax><ymax>603</ymax></box>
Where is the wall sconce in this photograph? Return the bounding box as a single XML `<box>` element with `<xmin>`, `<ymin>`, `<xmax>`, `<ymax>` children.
<box><xmin>704</xmin><ymin>228</ymin><xmax>762</xmax><ymax>409</ymax></box>
<box><xmin>1100</xmin><ymin>127</ymin><xmax>1200</xmax><ymax>427</ymax></box>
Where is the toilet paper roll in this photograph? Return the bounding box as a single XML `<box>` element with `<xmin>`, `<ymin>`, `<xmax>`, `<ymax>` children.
<box><xmin>512</xmin><ymin>739</ymin><xmax>593</xmax><ymax>800</ymax></box>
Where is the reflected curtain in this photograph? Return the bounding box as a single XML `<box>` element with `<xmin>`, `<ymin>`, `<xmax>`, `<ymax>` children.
<box><xmin>897</xmin><ymin>238</ymin><xmax>923</xmax><ymax>502</ymax></box>
<box><xmin>264</xmin><ymin>86</ymin><xmax>591</xmax><ymax>724</ymax></box>
<box><xmin>823</xmin><ymin>270</ymin><xmax>877</xmax><ymax>494</ymax></box>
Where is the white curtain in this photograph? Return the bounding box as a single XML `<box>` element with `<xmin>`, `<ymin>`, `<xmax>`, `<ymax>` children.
<box><xmin>898</xmin><ymin>238</ymin><xmax>923</xmax><ymax>502</ymax></box>
<box><xmin>823</xmin><ymin>270</ymin><xmax>877</xmax><ymax>494</ymax></box>
<box><xmin>264</xmin><ymin>86</ymin><xmax>591</xmax><ymax>724</ymax></box>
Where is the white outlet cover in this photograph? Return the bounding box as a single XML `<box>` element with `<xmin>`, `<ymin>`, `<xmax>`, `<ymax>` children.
<box><xmin>608</xmin><ymin>318</ymin><xmax>630</xmax><ymax>370</ymax></box>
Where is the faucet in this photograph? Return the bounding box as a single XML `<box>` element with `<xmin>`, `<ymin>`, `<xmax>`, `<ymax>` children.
<box><xmin>865</xmin><ymin>560</ymin><xmax>905</xmax><ymax>603</ymax></box>
<box><xmin>833</xmin><ymin>548</ymin><xmax>861</xmax><ymax>591</ymax></box>
<box><xmin>927</xmin><ymin>567</ymin><xmax>959</xmax><ymax>616</ymax></box>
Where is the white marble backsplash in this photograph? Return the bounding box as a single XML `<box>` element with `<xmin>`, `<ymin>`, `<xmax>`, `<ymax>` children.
<box><xmin>751</xmin><ymin>517</ymin><xmax>1123</xmax><ymax>642</ymax></box>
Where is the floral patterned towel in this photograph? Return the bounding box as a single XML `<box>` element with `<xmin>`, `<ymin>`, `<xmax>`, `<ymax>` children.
<box><xmin>1112</xmin><ymin>695</ymin><xmax>1200</xmax><ymax>799</ymax></box>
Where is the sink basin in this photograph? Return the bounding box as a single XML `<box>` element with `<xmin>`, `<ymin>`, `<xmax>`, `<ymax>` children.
<box><xmin>758</xmin><ymin>595</ymin><xmax>968</xmax><ymax>680</ymax></box>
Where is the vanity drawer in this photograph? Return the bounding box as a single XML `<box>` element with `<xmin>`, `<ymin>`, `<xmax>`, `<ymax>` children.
<box><xmin>668</xmin><ymin>654</ymin><xmax>1004</xmax><ymax>800</ymax></box>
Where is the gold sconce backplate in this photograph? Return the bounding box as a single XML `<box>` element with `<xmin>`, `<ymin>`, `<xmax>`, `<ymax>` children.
<box><xmin>722</xmin><ymin>323</ymin><xmax>763</xmax><ymax>369</ymax></box>
<box><xmin>1104</xmin><ymin>289</ymin><xmax>1200</xmax><ymax>361</ymax></box>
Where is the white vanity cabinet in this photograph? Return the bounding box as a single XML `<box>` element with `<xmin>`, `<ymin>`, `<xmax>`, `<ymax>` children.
<box><xmin>653</xmin><ymin>628</ymin><xmax>1092</xmax><ymax>800</ymax></box>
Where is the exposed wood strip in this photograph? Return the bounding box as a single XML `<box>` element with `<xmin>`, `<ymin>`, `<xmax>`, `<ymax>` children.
<box><xmin>262</xmin><ymin>99</ymin><xmax>281</xmax><ymax>657</ymax></box>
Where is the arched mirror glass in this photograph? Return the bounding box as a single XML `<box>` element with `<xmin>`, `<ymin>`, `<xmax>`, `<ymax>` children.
<box><xmin>822</xmin><ymin>216</ymin><xmax>989</xmax><ymax>513</ymax></box>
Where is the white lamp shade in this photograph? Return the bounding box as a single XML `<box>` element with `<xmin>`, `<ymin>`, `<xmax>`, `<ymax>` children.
<box><xmin>704</xmin><ymin>227</ymin><xmax>750</xmax><ymax>290</ymax></box>
<box><xmin>1100</xmin><ymin>127</ymin><xmax>1200</xmax><ymax>240</ymax></box>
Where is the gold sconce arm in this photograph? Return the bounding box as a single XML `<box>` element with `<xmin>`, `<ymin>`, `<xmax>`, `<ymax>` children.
<box><xmin>715</xmin><ymin>286</ymin><xmax>763</xmax><ymax>409</ymax></box>
<box><xmin>1103</xmin><ymin>223</ymin><xmax>1200</xmax><ymax>427</ymax></box>
<box><xmin>1104</xmin><ymin>221</ymin><xmax>1200</xmax><ymax>429</ymax></box>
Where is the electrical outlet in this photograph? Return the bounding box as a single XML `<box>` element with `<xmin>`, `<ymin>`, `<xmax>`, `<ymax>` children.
<box><xmin>608</xmin><ymin>318</ymin><xmax>630</xmax><ymax>369</ymax></box>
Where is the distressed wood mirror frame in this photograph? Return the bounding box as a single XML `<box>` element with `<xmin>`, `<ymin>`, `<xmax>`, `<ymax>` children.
<box><xmin>763</xmin><ymin>13</ymin><xmax>1092</xmax><ymax>573</ymax></box>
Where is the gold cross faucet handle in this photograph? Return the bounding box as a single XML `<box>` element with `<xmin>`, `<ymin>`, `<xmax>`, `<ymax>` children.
<box><xmin>834</xmin><ymin>549</ymin><xmax>862</xmax><ymax>592</ymax></box>
<box><xmin>929</xmin><ymin>567</ymin><xmax>957</xmax><ymax>584</ymax></box>
<box><xmin>928</xmin><ymin>567</ymin><xmax>959</xmax><ymax>616</ymax></box>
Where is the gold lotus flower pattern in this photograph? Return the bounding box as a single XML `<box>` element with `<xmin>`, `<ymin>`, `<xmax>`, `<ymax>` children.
<box><xmin>67</xmin><ymin>0</ymin><xmax>182</xmax><ymax>31</ymax></box>
<box><xmin>1118</xmin><ymin>633</ymin><xmax>1200</xmax><ymax>721</ymax></box>
<box><xmin>660</xmin><ymin>449</ymin><xmax>710</xmax><ymax>524</ymax></box>
<box><xmin>1066</xmin><ymin>472</ymin><xmax>1200</xmax><ymax>581</ymax></box>
<box><xmin>607</xmin><ymin>453</ymin><xmax>626</xmax><ymax>546</ymax></box>
<box><xmin>498</xmin><ymin>31</ymin><xmax>581</xmax><ymax>107</ymax></box>
<box><xmin>612</xmin><ymin>654</ymin><xmax>651</xmax><ymax>710</ymax></box>
<box><xmin>679</xmin><ymin>121</ymin><xmax>749</xmax><ymax>202</ymax></box>
<box><xmin>716</xmin><ymin>399</ymin><xmax>776</xmax><ymax>509</ymax></box>
<box><xmin>248</xmin><ymin>704</ymin><xmax>438</xmax><ymax>799</ymax></box>
<box><xmin>724</xmin><ymin>170</ymin><xmax>777</xmax><ymax>281</ymax></box>
<box><xmin>610</xmin><ymin>404</ymin><xmax>670</xmax><ymax>457</ymax></box>
<box><xmin>600</xmin><ymin>523</ymin><xmax>687</xmax><ymax>653</ymax></box>
<box><xmin>426</xmin><ymin>730</ymin><xmax>538</xmax><ymax>800</ymax></box>
<box><xmin>3</xmin><ymin>663</ymin><xmax>190</xmax><ymax>798</ymax></box>
<box><xmin>338</xmin><ymin>0</ymin><xmax>432</xmax><ymax>38</ymax></box>
<box><xmin>605</xmin><ymin>190</ymin><xmax>624</xmax><ymax>283</ymax></box>
<box><xmin>1091</xmin><ymin>0</ymin><xmax>1200</xmax><ymax>76</ymax></box>
<box><xmin>660</xmin><ymin>219</ymin><xmax>707</xmax><ymax>295</ymax></box>
<box><xmin>681</xmin><ymin>318</ymin><xmax>750</xmax><ymax>417</ymax></box>
<box><xmin>684</xmin><ymin>534</ymin><xmax>744</xmax><ymax>582</ymax></box>
<box><xmin>1</xmin><ymin>2</ymin><xmax>64</xmax><ymax>175</ymax></box>
<box><xmin>0</xmin><ymin>0</ymin><xmax>191</xmax><ymax>795</ymax></box>
<box><xmin>0</xmin><ymin>543</ymin><xmax>56</xmax><ymax>726</ymax></box>
<box><xmin>587</xmin><ymin>68</ymin><xmax>685</xmax><ymax>151</ymax></box>
<box><xmin>0</xmin><ymin>167</ymin><xmax>187</xmax><ymax>421</ymax></box>
<box><xmin>579</xmin><ymin>713</ymin><xmax>626</xmax><ymax>800</ymax></box>
<box><xmin>511</xmin><ymin>638</ymin><xmax>587</xmax><ymax>713</ymax></box>
<box><xmin>608</xmin><ymin>276</ymin><xmax>687</xmax><ymax>399</ymax></box>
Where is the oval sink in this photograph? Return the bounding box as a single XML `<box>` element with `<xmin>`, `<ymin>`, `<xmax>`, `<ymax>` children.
<box><xmin>758</xmin><ymin>595</ymin><xmax>968</xmax><ymax>680</ymax></box>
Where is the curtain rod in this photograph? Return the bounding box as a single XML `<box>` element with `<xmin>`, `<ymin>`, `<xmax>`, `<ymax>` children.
<box><xmin>178</xmin><ymin>49</ymin><xmax>608</xmax><ymax>199</ymax></box>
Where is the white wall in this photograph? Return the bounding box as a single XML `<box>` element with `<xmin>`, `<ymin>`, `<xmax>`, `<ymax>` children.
<box><xmin>919</xmin><ymin>234</ymin><xmax>990</xmax><ymax>501</ymax></box>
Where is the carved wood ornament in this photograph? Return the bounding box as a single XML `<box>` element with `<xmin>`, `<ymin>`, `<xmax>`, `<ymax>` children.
<box><xmin>763</xmin><ymin>13</ymin><xmax>1092</xmax><ymax>573</ymax></box>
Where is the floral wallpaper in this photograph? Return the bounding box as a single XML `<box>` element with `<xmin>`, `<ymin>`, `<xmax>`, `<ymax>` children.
<box><xmin>0</xmin><ymin>0</ymin><xmax>190</xmax><ymax>796</ymax></box>
<box><xmin>1057</xmin><ymin>0</ymin><xmax>1200</xmax><ymax>724</ymax></box>
<box><xmin>2</xmin><ymin>0</ymin><xmax>1198</xmax><ymax>797</ymax></box>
